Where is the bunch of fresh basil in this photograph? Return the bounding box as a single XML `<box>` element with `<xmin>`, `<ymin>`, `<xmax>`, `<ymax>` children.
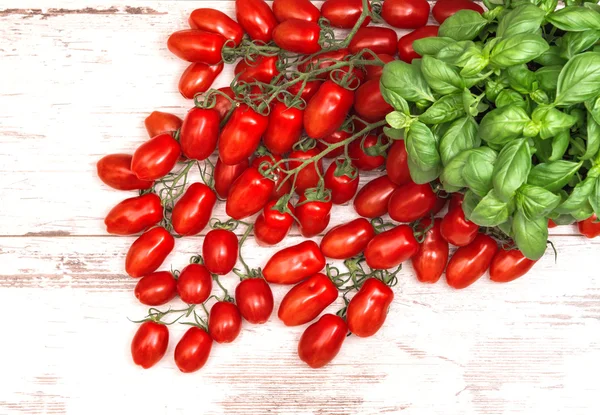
<box><xmin>380</xmin><ymin>0</ymin><xmax>600</xmax><ymax>260</ymax></box>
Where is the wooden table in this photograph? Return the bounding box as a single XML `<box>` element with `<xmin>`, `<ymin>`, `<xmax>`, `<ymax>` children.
<box><xmin>1</xmin><ymin>1</ymin><xmax>599</xmax><ymax>414</ymax></box>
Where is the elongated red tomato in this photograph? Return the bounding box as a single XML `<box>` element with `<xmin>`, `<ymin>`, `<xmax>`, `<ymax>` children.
<box><xmin>273</xmin><ymin>19</ymin><xmax>321</xmax><ymax>54</ymax></box>
<box><xmin>209</xmin><ymin>301</ymin><xmax>242</xmax><ymax>343</ymax></box>
<box><xmin>278</xmin><ymin>273</ymin><xmax>338</xmax><ymax>326</ymax></box>
<box><xmin>354</xmin><ymin>79</ymin><xmax>394</xmax><ymax>123</ymax></box>
<box><xmin>449</xmin><ymin>192</ymin><xmax>464</xmax><ymax>211</ymax></box>
<box><xmin>273</xmin><ymin>0</ymin><xmax>320</xmax><ymax>22</ymax></box>
<box><xmin>226</xmin><ymin>167</ymin><xmax>274</xmax><ymax>219</ymax></box>
<box><xmin>134</xmin><ymin>271</ymin><xmax>177</xmax><ymax>306</ymax></box>
<box><xmin>317</xmin><ymin>129</ymin><xmax>351</xmax><ymax>158</ymax></box>
<box><xmin>235</xmin><ymin>55</ymin><xmax>280</xmax><ymax>84</ymax></box>
<box><xmin>171</xmin><ymin>183</ymin><xmax>216</xmax><ymax>236</ymax></box>
<box><xmin>440</xmin><ymin>206</ymin><xmax>479</xmax><ymax>247</ymax></box>
<box><xmin>131</xmin><ymin>134</ymin><xmax>180</xmax><ymax>181</ymax></box>
<box><xmin>381</xmin><ymin>0</ymin><xmax>430</xmax><ymax>29</ymax></box>
<box><xmin>388</xmin><ymin>182</ymin><xmax>437</xmax><ymax>223</ymax></box>
<box><xmin>324</xmin><ymin>160</ymin><xmax>359</xmax><ymax>204</ymax></box>
<box><xmin>578</xmin><ymin>214</ymin><xmax>600</xmax><ymax>238</ymax></box>
<box><xmin>446</xmin><ymin>234</ymin><xmax>498</xmax><ymax>289</ymax></box>
<box><xmin>105</xmin><ymin>193</ymin><xmax>162</xmax><ymax>236</ymax></box>
<box><xmin>179</xmin><ymin>108</ymin><xmax>220</xmax><ymax>160</ymax></box>
<box><xmin>214</xmin><ymin>158</ymin><xmax>249</xmax><ymax>199</ymax></box>
<box><xmin>264</xmin><ymin>102</ymin><xmax>304</xmax><ymax>155</ymax></box>
<box><xmin>288</xmin><ymin>148</ymin><xmax>324</xmax><ymax>194</ymax></box>
<box><xmin>252</xmin><ymin>154</ymin><xmax>292</xmax><ymax>200</ymax></box>
<box><xmin>411</xmin><ymin>218</ymin><xmax>449</xmax><ymax>283</ymax></box>
<box><xmin>349</xmin><ymin>27</ymin><xmax>398</xmax><ymax>55</ymax></box>
<box><xmin>288</xmin><ymin>79</ymin><xmax>323</xmax><ymax>102</ymax></box>
<box><xmin>347</xmin><ymin>278</ymin><xmax>394</xmax><ymax>337</ymax></box>
<box><xmin>202</xmin><ymin>229</ymin><xmax>238</xmax><ymax>275</ymax></box>
<box><xmin>131</xmin><ymin>321</ymin><xmax>168</xmax><ymax>369</ymax></box>
<box><xmin>214</xmin><ymin>87</ymin><xmax>236</xmax><ymax>121</ymax></box>
<box><xmin>295</xmin><ymin>194</ymin><xmax>332</xmax><ymax>238</ymax></box>
<box><xmin>320</xmin><ymin>218</ymin><xmax>375</xmax><ymax>259</ymax></box>
<box><xmin>263</xmin><ymin>241</ymin><xmax>326</xmax><ymax>284</ymax></box>
<box><xmin>354</xmin><ymin>175</ymin><xmax>398</xmax><ymax>218</ymax></box>
<box><xmin>398</xmin><ymin>25</ymin><xmax>439</xmax><ymax>63</ymax></box>
<box><xmin>548</xmin><ymin>219</ymin><xmax>558</xmax><ymax>228</ymax></box>
<box><xmin>126</xmin><ymin>227</ymin><xmax>174</xmax><ymax>278</ymax></box>
<box><xmin>174</xmin><ymin>327</ymin><xmax>212</xmax><ymax>373</ymax></box>
<box><xmin>179</xmin><ymin>62</ymin><xmax>224</xmax><ymax>99</ymax></box>
<box><xmin>235</xmin><ymin>278</ymin><xmax>274</xmax><ymax>324</ymax></box>
<box><xmin>167</xmin><ymin>30</ymin><xmax>226</xmax><ymax>64</ymax></box>
<box><xmin>219</xmin><ymin>105</ymin><xmax>269</xmax><ymax>165</ymax></box>
<box><xmin>254</xmin><ymin>200</ymin><xmax>295</xmax><ymax>246</ymax></box>
<box><xmin>321</xmin><ymin>0</ymin><xmax>371</xmax><ymax>28</ymax></box>
<box><xmin>298</xmin><ymin>314</ymin><xmax>347</xmax><ymax>368</ymax></box>
<box><xmin>298</xmin><ymin>49</ymin><xmax>351</xmax><ymax>78</ymax></box>
<box><xmin>433</xmin><ymin>0</ymin><xmax>484</xmax><ymax>24</ymax></box>
<box><xmin>386</xmin><ymin>140</ymin><xmax>411</xmax><ymax>186</ymax></box>
<box><xmin>364</xmin><ymin>54</ymin><xmax>395</xmax><ymax>81</ymax></box>
<box><xmin>348</xmin><ymin>135</ymin><xmax>387</xmax><ymax>171</ymax></box>
<box><xmin>236</xmin><ymin>0</ymin><xmax>277</xmax><ymax>43</ymax></box>
<box><xmin>97</xmin><ymin>154</ymin><xmax>154</xmax><ymax>191</ymax></box>
<box><xmin>304</xmin><ymin>81</ymin><xmax>354</xmax><ymax>139</ymax></box>
<box><xmin>144</xmin><ymin>111</ymin><xmax>182</xmax><ymax>138</ymax></box>
<box><xmin>365</xmin><ymin>225</ymin><xmax>419</xmax><ymax>269</ymax></box>
<box><xmin>189</xmin><ymin>8</ymin><xmax>244</xmax><ymax>46</ymax></box>
<box><xmin>177</xmin><ymin>264</ymin><xmax>212</xmax><ymax>304</ymax></box>
<box><xmin>489</xmin><ymin>249</ymin><xmax>537</xmax><ymax>283</ymax></box>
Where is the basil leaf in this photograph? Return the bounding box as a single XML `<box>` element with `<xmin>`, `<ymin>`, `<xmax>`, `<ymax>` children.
<box><xmin>439</xmin><ymin>116</ymin><xmax>480</xmax><ymax>165</ymax></box>
<box><xmin>540</xmin><ymin>0</ymin><xmax>559</xmax><ymax>14</ymax></box>
<box><xmin>479</xmin><ymin>105</ymin><xmax>531</xmax><ymax>145</ymax></box>
<box><xmin>497</xmin><ymin>4</ymin><xmax>546</xmax><ymax>38</ymax></box>
<box><xmin>531</xmin><ymin>106</ymin><xmax>578</xmax><ymax>139</ymax></box>
<box><xmin>534</xmin><ymin>46</ymin><xmax>568</xmax><ymax>66</ymax></box>
<box><xmin>379</xmin><ymin>82</ymin><xmax>410</xmax><ymax>115</ymax></box>
<box><xmin>585</xmin><ymin>96</ymin><xmax>600</xmax><ymax>124</ymax></box>
<box><xmin>493</xmin><ymin>138</ymin><xmax>532</xmax><ymax>202</ymax></box>
<box><xmin>556</xmin><ymin>176</ymin><xmax>597</xmax><ymax>213</ymax></box>
<box><xmin>383</xmin><ymin>127</ymin><xmax>404</xmax><ymax>140</ymax></box>
<box><xmin>405</xmin><ymin>121</ymin><xmax>440</xmax><ymax>172</ymax></box>
<box><xmin>418</xmin><ymin>94</ymin><xmax>465</xmax><ymax>125</ymax></box>
<box><xmin>386</xmin><ymin>111</ymin><xmax>412</xmax><ymax>129</ymax></box>
<box><xmin>407</xmin><ymin>157</ymin><xmax>441</xmax><ymax>184</ymax></box>
<box><xmin>588</xmin><ymin>177</ymin><xmax>600</xmax><ymax>217</ymax></box>
<box><xmin>440</xmin><ymin>150</ymin><xmax>471</xmax><ymax>190</ymax></box>
<box><xmin>571</xmin><ymin>202</ymin><xmax>595</xmax><ymax>220</ymax></box>
<box><xmin>470</xmin><ymin>189</ymin><xmax>510</xmax><ymax>227</ymax></box>
<box><xmin>527</xmin><ymin>160</ymin><xmax>583</xmax><ymax>191</ymax></box>
<box><xmin>535</xmin><ymin>65</ymin><xmax>562</xmax><ymax>94</ymax></box>
<box><xmin>462</xmin><ymin>190</ymin><xmax>481</xmax><ymax>220</ymax></box>
<box><xmin>549</xmin><ymin>130</ymin><xmax>570</xmax><ymax>161</ymax></box>
<box><xmin>496</xmin><ymin>89</ymin><xmax>528</xmax><ymax>109</ymax></box>
<box><xmin>555</xmin><ymin>52</ymin><xmax>600</xmax><ymax>107</ymax></box>
<box><xmin>439</xmin><ymin>10</ymin><xmax>488</xmax><ymax>41</ymax></box>
<box><xmin>507</xmin><ymin>64</ymin><xmax>537</xmax><ymax>94</ymax></box>
<box><xmin>463</xmin><ymin>147</ymin><xmax>498</xmax><ymax>197</ymax></box>
<box><xmin>548</xmin><ymin>213</ymin><xmax>576</xmax><ymax>225</ymax></box>
<box><xmin>512</xmin><ymin>212</ymin><xmax>548</xmax><ymax>260</ymax></box>
<box><xmin>413</xmin><ymin>37</ymin><xmax>456</xmax><ymax>56</ymax></box>
<box><xmin>547</xmin><ymin>6</ymin><xmax>600</xmax><ymax>31</ymax></box>
<box><xmin>582</xmin><ymin>111</ymin><xmax>600</xmax><ymax>160</ymax></box>
<box><xmin>421</xmin><ymin>56</ymin><xmax>465</xmax><ymax>95</ymax></box>
<box><xmin>485</xmin><ymin>76</ymin><xmax>510</xmax><ymax>101</ymax></box>
<box><xmin>517</xmin><ymin>184</ymin><xmax>562</xmax><ymax>219</ymax></box>
<box><xmin>490</xmin><ymin>34</ymin><xmax>549</xmax><ymax>68</ymax></box>
<box><xmin>558</xmin><ymin>30</ymin><xmax>600</xmax><ymax>59</ymax></box>
<box><xmin>381</xmin><ymin>60</ymin><xmax>435</xmax><ymax>103</ymax></box>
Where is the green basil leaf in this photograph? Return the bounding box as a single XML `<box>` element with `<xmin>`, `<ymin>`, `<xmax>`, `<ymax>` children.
<box><xmin>418</xmin><ymin>94</ymin><xmax>466</xmax><ymax>124</ymax></box>
<box><xmin>493</xmin><ymin>138</ymin><xmax>532</xmax><ymax>202</ymax></box>
<box><xmin>531</xmin><ymin>106</ymin><xmax>578</xmax><ymax>139</ymax></box>
<box><xmin>534</xmin><ymin>46</ymin><xmax>568</xmax><ymax>66</ymax></box>
<box><xmin>479</xmin><ymin>105</ymin><xmax>532</xmax><ymax>145</ymax></box>
<box><xmin>533</xmin><ymin>136</ymin><xmax>553</xmax><ymax>163</ymax></box>
<box><xmin>413</xmin><ymin>37</ymin><xmax>456</xmax><ymax>56</ymax></box>
<box><xmin>517</xmin><ymin>184</ymin><xmax>562</xmax><ymax>219</ymax></box>
<box><xmin>490</xmin><ymin>34</ymin><xmax>550</xmax><ymax>68</ymax></box>
<box><xmin>497</xmin><ymin>4</ymin><xmax>546</xmax><ymax>38</ymax></box>
<box><xmin>540</xmin><ymin>0</ymin><xmax>559</xmax><ymax>14</ymax></box>
<box><xmin>547</xmin><ymin>6</ymin><xmax>600</xmax><ymax>31</ymax></box>
<box><xmin>405</xmin><ymin>121</ymin><xmax>441</xmax><ymax>171</ymax></box>
<box><xmin>463</xmin><ymin>147</ymin><xmax>498</xmax><ymax>197</ymax></box>
<box><xmin>588</xmin><ymin>177</ymin><xmax>600</xmax><ymax>217</ymax></box>
<box><xmin>462</xmin><ymin>190</ymin><xmax>481</xmax><ymax>220</ymax></box>
<box><xmin>379</xmin><ymin>81</ymin><xmax>410</xmax><ymax>114</ymax></box>
<box><xmin>512</xmin><ymin>212</ymin><xmax>548</xmax><ymax>260</ymax></box>
<box><xmin>582</xmin><ymin>111</ymin><xmax>600</xmax><ymax>160</ymax></box>
<box><xmin>558</xmin><ymin>30</ymin><xmax>600</xmax><ymax>59</ymax></box>
<box><xmin>585</xmin><ymin>95</ymin><xmax>600</xmax><ymax>124</ymax></box>
<box><xmin>381</xmin><ymin>60</ymin><xmax>435</xmax><ymax>103</ymax></box>
<box><xmin>485</xmin><ymin>76</ymin><xmax>510</xmax><ymax>101</ymax></box>
<box><xmin>555</xmin><ymin>52</ymin><xmax>600</xmax><ymax>106</ymax></box>
<box><xmin>439</xmin><ymin>10</ymin><xmax>488</xmax><ymax>41</ymax></box>
<box><xmin>549</xmin><ymin>130</ymin><xmax>570</xmax><ymax>161</ymax></box>
<box><xmin>548</xmin><ymin>212</ymin><xmax>576</xmax><ymax>225</ymax></box>
<box><xmin>383</xmin><ymin>127</ymin><xmax>404</xmax><ymax>140</ymax></box>
<box><xmin>440</xmin><ymin>150</ymin><xmax>471</xmax><ymax>190</ymax></box>
<box><xmin>386</xmin><ymin>111</ymin><xmax>412</xmax><ymax>129</ymax></box>
<box><xmin>439</xmin><ymin>116</ymin><xmax>480</xmax><ymax>165</ymax></box>
<box><xmin>527</xmin><ymin>160</ymin><xmax>583</xmax><ymax>191</ymax></box>
<box><xmin>585</xmin><ymin>2</ymin><xmax>600</xmax><ymax>13</ymax></box>
<box><xmin>495</xmin><ymin>89</ymin><xmax>528</xmax><ymax>109</ymax></box>
<box><xmin>421</xmin><ymin>56</ymin><xmax>465</xmax><ymax>95</ymax></box>
<box><xmin>535</xmin><ymin>65</ymin><xmax>562</xmax><ymax>94</ymax></box>
<box><xmin>555</xmin><ymin>176</ymin><xmax>596</xmax><ymax>213</ymax></box>
<box><xmin>571</xmin><ymin>202</ymin><xmax>595</xmax><ymax>220</ymax></box>
<box><xmin>470</xmin><ymin>189</ymin><xmax>510</xmax><ymax>226</ymax></box>
<box><xmin>407</xmin><ymin>157</ymin><xmax>442</xmax><ymax>184</ymax></box>
<box><xmin>506</xmin><ymin>64</ymin><xmax>537</xmax><ymax>94</ymax></box>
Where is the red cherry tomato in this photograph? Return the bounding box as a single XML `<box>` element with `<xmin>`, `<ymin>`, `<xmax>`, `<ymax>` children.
<box><xmin>354</xmin><ymin>79</ymin><xmax>394</xmax><ymax>123</ymax></box>
<box><xmin>346</xmin><ymin>278</ymin><xmax>394</xmax><ymax>337</ymax></box>
<box><xmin>144</xmin><ymin>111</ymin><xmax>182</xmax><ymax>138</ymax></box>
<box><xmin>365</xmin><ymin>225</ymin><xmax>419</xmax><ymax>269</ymax></box>
<box><xmin>264</xmin><ymin>101</ymin><xmax>304</xmax><ymax>155</ymax></box>
<box><xmin>131</xmin><ymin>134</ymin><xmax>181</xmax><ymax>181</ymax></box>
<box><xmin>202</xmin><ymin>229</ymin><xmax>238</xmax><ymax>275</ymax></box>
<box><xmin>105</xmin><ymin>193</ymin><xmax>162</xmax><ymax>236</ymax></box>
<box><xmin>273</xmin><ymin>0</ymin><xmax>320</xmax><ymax>22</ymax></box>
<box><xmin>219</xmin><ymin>105</ymin><xmax>269</xmax><ymax>165</ymax></box>
<box><xmin>214</xmin><ymin>87</ymin><xmax>236</xmax><ymax>121</ymax></box>
<box><xmin>388</xmin><ymin>182</ymin><xmax>437</xmax><ymax>223</ymax></box>
<box><xmin>490</xmin><ymin>249</ymin><xmax>537</xmax><ymax>283</ymax></box>
<box><xmin>189</xmin><ymin>8</ymin><xmax>244</xmax><ymax>46</ymax></box>
<box><xmin>364</xmin><ymin>54</ymin><xmax>395</xmax><ymax>81</ymax></box>
<box><xmin>254</xmin><ymin>200</ymin><xmax>295</xmax><ymax>246</ymax></box>
<box><xmin>398</xmin><ymin>25</ymin><xmax>439</xmax><ymax>63</ymax></box>
<box><xmin>433</xmin><ymin>0</ymin><xmax>484</xmax><ymax>24</ymax></box>
<box><xmin>177</xmin><ymin>264</ymin><xmax>212</xmax><ymax>304</ymax></box>
<box><xmin>578</xmin><ymin>214</ymin><xmax>600</xmax><ymax>238</ymax></box>
<box><xmin>131</xmin><ymin>321</ymin><xmax>168</xmax><ymax>369</ymax></box>
<box><xmin>381</xmin><ymin>0</ymin><xmax>430</xmax><ymax>29</ymax></box>
<box><xmin>273</xmin><ymin>19</ymin><xmax>322</xmax><ymax>54</ymax></box>
<box><xmin>288</xmin><ymin>79</ymin><xmax>323</xmax><ymax>102</ymax></box>
<box><xmin>317</xmin><ymin>129</ymin><xmax>352</xmax><ymax>158</ymax></box>
<box><xmin>348</xmin><ymin>135</ymin><xmax>387</xmax><ymax>171</ymax></box>
<box><xmin>167</xmin><ymin>30</ymin><xmax>226</xmax><ymax>64</ymax></box>
<box><xmin>226</xmin><ymin>167</ymin><xmax>274</xmax><ymax>219</ymax></box>
<box><xmin>288</xmin><ymin>148</ymin><xmax>324</xmax><ymax>194</ymax></box>
<box><xmin>214</xmin><ymin>158</ymin><xmax>249</xmax><ymax>199</ymax></box>
<box><xmin>174</xmin><ymin>327</ymin><xmax>212</xmax><ymax>373</ymax></box>
<box><xmin>320</xmin><ymin>218</ymin><xmax>375</xmax><ymax>259</ymax></box>
<box><xmin>296</xmin><ymin>194</ymin><xmax>333</xmax><ymax>238</ymax></box>
<box><xmin>179</xmin><ymin>62</ymin><xmax>224</xmax><ymax>99</ymax></box>
<box><xmin>235</xmin><ymin>55</ymin><xmax>280</xmax><ymax>84</ymax></box>
<box><xmin>263</xmin><ymin>241</ymin><xmax>326</xmax><ymax>284</ymax></box>
<box><xmin>440</xmin><ymin>206</ymin><xmax>479</xmax><ymax>247</ymax></box>
<box><xmin>430</xmin><ymin>195</ymin><xmax>448</xmax><ymax>216</ymax></box>
<box><xmin>278</xmin><ymin>273</ymin><xmax>338</xmax><ymax>326</ymax></box>
<box><xmin>304</xmin><ymin>80</ymin><xmax>355</xmax><ymax>139</ymax></box>
<box><xmin>386</xmin><ymin>140</ymin><xmax>411</xmax><ymax>186</ymax></box>
<box><xmin>209</xmin><ymin>301</ymin><xmax>242</xmax><ymax>343</ymax></box>
<box><xmin>252</xmin><ymin>154</ymin><xmax>292</xmax><ymax>200</ymax></box>
<box><xmin>324</xmin><ymin>160</ymin><xmax>360</xmax><ymax>204</ymax></box>
<box><xmin>411</xmin><ymin>218</ymin><xmax>449</xmax><ymax>283</ymax></box>
<box><xmin>349</xmin><ymin>27</ymin><xmax>398</xmax><ymax>55</ymax></box>
<box><xmin>449</xmin><ymin>192</ymin><xmax>464</xmax><ymax>211</ymax></box>
<box><xmin>179</xmin><ymin>108</ymin><xmax>220</xmax><ymax>160</ymax></box>
<box><xmin>171</xmin><ymin>183</ymin><xmax>216</xmax><ymax>236</ymax></box>
<box><xmin>298</xmin><ymin>314</ymin><xmax>347</xmax><ymax>368</ymax></box>
<box><xmin>446</xmin><ymin>233</ymin><xmax>498</xmax><ymax>289</ymax></box>
<box><xmin>236</xmin><ymin>0</ymin><xmax>277</xmax><ymax>43</ymax></box>
<box><xmin>97</xmin><ymin>154</ymin><xmax>154</xmax><ymax>191</ymax></box>
<box><xmin>353</xmin><ymin>175</ymin><xmax>398</xmax><ymax>218</ymax></box>
<box><xmin>548</xmin><ymin>219</ymin><xmax>558</xmax><ymax>228</ymax></box>
<box><xmin>321</xmin><ymin>0</ymin><xmax>371</xmax><ymax>28</ymax></box>
<box><xmin>235</xmin><ymin>278</ymin><xmax>274</xmax><ymax>324</ymax></box>
<box><xmin>126</xmin><ymin>227</ymin><xmax>174</xmax><ymax>278</ymax></box>
<box><xmin>134</xmin><ymin>271</ymin><xmax>177</xmax><ymax>306</ymax></box>
<box><xmin>298</xmin><ymin>49</ymin><xmax>351</xmax><ymax>79</ymax></box>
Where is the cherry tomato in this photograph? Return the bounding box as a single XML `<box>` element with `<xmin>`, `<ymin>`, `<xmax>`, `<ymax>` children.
<box><xmin>354</xmin><ymin>79</ymin><xmax>394</xmax><ymax>123</ymax></box>
<box><xmin>320</xmin><ymin>218</ymin><xmax>375</xmax><ymax>259</ymax></box>
<box><xmin>236</xmin><ymin>0</ymin><xmax>277</xmax><ymax>43</ymax></box>
<box><xmin>131</xmin><ymin>133</ymin><xmax>181</xmax><ymax>181</ymax></box>
<box><xmin>273</xmin><ymin>0</ymin><xmax>320</xmax><ymax>22</ymax></box>
<box><xmin>235</xmin><ymin>278</ymin><xmax>274</xmax><ymax>324</ymax></box>
<box><xmin>446</xmin><ymin>233</ymin><xmax>498</xmax><ymax>289</ymax></box>
<box><xmin>388</xmin><ymin>182</ymin><xmax>437</xmax><ymax>223</ymax></box>
<box><xmin>214</xmin><ymin>158</ymin><xmax>249</xmax><ymax>199</ymax></box>
<box><xmin>365</xmin><ymin>225</ymin><xmax>419</xmax><ymax>269</ymax></box>
<box><xmin>105</xmin><ymin>193</ymin><xmax>162</xmax><ymax>236</ymax></box>
<box><xmin>349</xmin><ymin>27</ymin><xmax>398</xmax><ymax>55</ymax></box>
<box><xmin>202</xmin><ymin>229</ymin><xmax>238</xmax><ymax>275</ymax></box>
<box><xmin>179</xmin><ymin>62</ymin><xmax>224</xmax><ymax>99</ymax></box>
<box><xmin>273</xmin><ymin>19</ymin><xmax>322</xmax><ymax>54</ymax></box>
<box><xmin>254</xmin><ymin>200</ymin><xmax>295</xmax><ymax>246</ymax></box>
<box><xmin>578</xmin><ymin>214</ymin><xmax>600</xmax><ymax>238</ymax></box>
<box><xmin>126</xmin><ymin>227</ymin><xmax>174</xmax><ymax>278</ymax></box>
<box><xmin>381</xmin><ymin>0</ymin><xmax>430</xmax><ymax>29</ymax></box>
<box><xmin>432</xmin><ymin>0</ymin><xmax>484</xmax><ymax>24</ymax></box>
<box><xmin>386</xmin><ymin>140</ymin><xmax>411</xmax><ymax>186</ymax></box>
<box><xmin>288</xmin><ymin>79</ymin><xmax>323</xmax><ymax>102</ymax></box>
<box><xmin>219</xmin><ymin>105</ymin><xmax>269</xmax><ymax>165</ymax></box>
<box><xmin>189</xmin><ymin>8</ymin><xmax>244</xmax><ymax>46</ymax></box>
<box><xmin>430</xmin><ymin>195</ymin><xmax>448</xmax><ymax>216</ymax></box>
<box><xmin>411</xmin><ymin>218</ymin><xmax>449</xmax><ymax>283</ymax></box>
<box><xmin>298</xmin><ymin>314</ymin><xmax>347</xmax><ymax>368</ymax></box>
<box><xmin>449</xmin><ymin>192</ymin><xmax>464</xmax><ymax>211</ymax></box>
<box><xmin>97</xmin><ymin>154</ymin><xmax>153</xmax><ymax>191</ymax></box>
<box><xmin>440</xmin><ymin>205</ymin><xmax>479</xmax><ymax>247</ymax></box>
<box><xmin>134</xmin><ymin>271</ymin><xmax>177</xmax><ymax>306</ymax></box>
<box><xmin>317</xmin><ymin>129</ymin><xmax>352</xmax><ymax>158</ymax></box>
<box><xmin>364</xmin><ymin>54</ymin><xmax>395</xmax><ymax>81</ymax></box>
<box><xmin>288</xmin><ymin>148</ymin><xmax>324</xmax><ymax>194</ymax></box>
<box><xmin>235</xmin><ymin>55</ymin><xmax>280</xmax><ymax>84</ymax></box>
<box><xmin>264</xmin><ymin>102</ymin><xmax>304</xmax><ymax>155</ymax></box>
<box><xmin>346</xmin><ymin>278</ymin><xmax>394</xmax><ymax>337</ymax></box>
<box><xmin>174</xmin><ymin>327</ymin><xmax>212</xmax><ymax>373</ymax></box>
<box><xmin>214</xmin><ymin>87</ymin><xmax>236</xmax><ymax>121</ymax></box>
<box><xmin>295</xmin><ymin>194</ymin><xmax>333</xmax><ymax>238</ymax></box>
<box><xmin>252</xmin><ymin>154</ymin><xmax>292</xmax><ymax>199</ymax></box>
<box><xmin>304</xmin><ymin>81</ymin><xmax>355</xmax><ymax>139</ymax></box>
<box><xmin>226</xmin><ymin>167</ymin><xmax>274</xmax><ymax>219</ymax></box>
<box><xmin>171</xmin><ymin>183</ymin><xmax>216</xmax><ymax>236</ymax></box>
<box><xmin>324</xmin><ymin>160</ymin><xmax>359</xmax><ymax>204</ymax></box>
<box><xmin>179</xmin><ymin>108</ymin><xmax>220</xmax><ymax>160</ymax></box>
<box><xmin>144</xmin><ymin>111</ymin><xmax>182</xmax><ymax>138</ymax></box>
<box><xmin>209</xmin><ymin>301</ymin><xmax>242</xmax><ymax>343</ymax></box>
<box><xmin>278</xmin><ymin>273</ymin><xmax>338</xmax><ymax>326</ymax></box>
<box><xmin>489</xmin><ymin>249</ymin><xmax>537</xmax><ymax>283</ymax></box>
<box><xmin>263</xmin><ymin>241</ymin><xmax>326</xmax><ymax>284</ymax></box>
<box><xmin>167</xmin><ymin>30</ymin><xmax>226</xmax><ymax>64</ymax></box>
<box><xmin>348</xmin><ymin>135</ymin><xmax>387</xmax><ymax>171</ymax></box>
<box><xmin>398</xmin><ymin>25</ymin><xmax>439</xmax><ymax>63</ymax></box>
<box><xmin>548</xmin><ymin>219</ymin><xmax>558</xmax><ymax>229</ymax></box>
<box><xmin>177</xmin><ymin>264</ymin><xmax>212</xmax><ymax>304</ymax></box>
<box><xmin>298</xmin><ymin>49</ymin><xmax>351</xmax><ymax>79</ymax></box>
<box><xmin>353</xmin><ymin>175</ymin><xmax>398</xmax><ymax>218</ymax></box>
<box><xmin>321</xmin><ymin>0</ymin><xmax>371</xmax><ymax>29</ymax></box>
<box><xmin>131</xmin><ymin>321</ymin><xmax>168</xmax><ymax>369</ymax></box>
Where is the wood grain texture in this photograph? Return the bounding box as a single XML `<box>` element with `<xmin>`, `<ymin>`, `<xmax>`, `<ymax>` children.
<box><xmin>1</xmin><ymin>1</ymin><xmax>599</xmax><ymax>414</ymax></box>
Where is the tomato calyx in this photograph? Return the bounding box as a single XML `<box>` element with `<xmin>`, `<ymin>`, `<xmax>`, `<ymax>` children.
<box><xmin>333</xmin><ymin>158</ymin><xmax>358</xmax><ymax>180</ymax></box>
<box><xmin>411</xmin><ymin>216</ymin><xmax>436</xmax><ymax>243</ymax></box>
<box><xmin>370</xmin><ymin>217</ymin><xmax>396</xmax><ymax>234</ymax></box>
<box><xmin>179</xmin><ymin>309</ymin><xmax>210</xmax><ymax>332</ymax></box>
